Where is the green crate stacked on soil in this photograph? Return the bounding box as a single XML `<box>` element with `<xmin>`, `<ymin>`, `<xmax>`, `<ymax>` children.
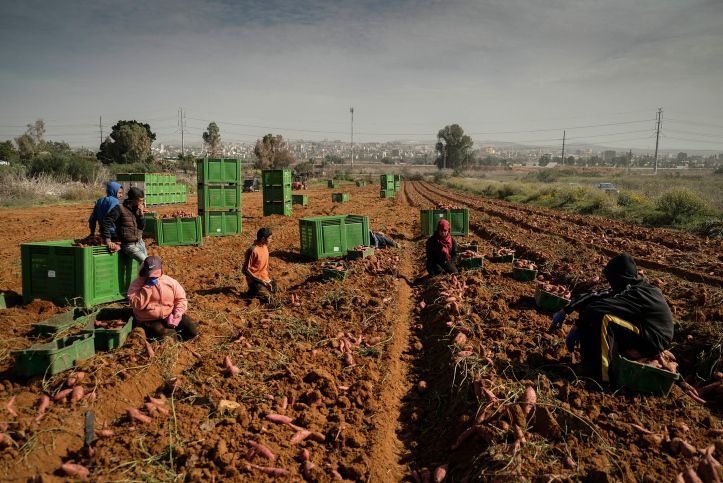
<box><xmin>380</xmin><ymin>174</ymin><xmax>395</xmax><ymax>191</ymax></box>
<box><xmin>332</xmin><ymin>193</ymin><xmax>350</xmax><ymax>203</ymax></box>
<box><xmin>420</xmin><ymin>209</ymin><xmax>450</xmax><ymax>236</ymax></box>
<box><xmin>197</xmin><ymin>158</ymin><xmax>242</xmax><ymax>184</ymax></box>
<box><xmin>327</xmin><ymin>179</ymin><xmax>338</xmax><ymax>188</ymax></box>
<box><xmin>12</xmin><ymin>332</ymin><xmax>95</xmax><ymax>377</ymax></box>
<box><xmin>197</xmin><ymin>158</ymin><xmax>242</xmax><ymax>234</ymax></box>
<box><xmin>33</xmin><ymin>308</ymin><xmax>99</xmax><ymax>337</ymax></box>
<box><xmin>394</xmin><ymin>174</ymin><xmax>401</xmax><ymax>191</ymax></box>
<box><xmin>21</xmin><ymin>241</ymin><xmax>140</xmax><ymax>307</ymax></box>
<box><xmin>347</xmin><ymin>246</ymin><xmax>375</xmax><ymax>260</ymax></box>
<box><xmin>355</xmin><ymin>180</ymin><xmax>366</xmax><ymax>187</ymax></box>
<box><xmin>292</xmin><ymin>194</ymin><xmax>309</xmax><ymax>206</ymax></box>
<box><xmin>199</xmin><ymin>210</ymin><xmax>242</xmax><ymax>236</ymax></box>
<box><xmin>534</xmin><ymin>287</ymin><xmax>570</xmax><ymax>312</ymax></box>
<box><xmin>380</xmin><ymin>189</ymin><xmax>396</xmax><ymax>199</ymax></box>
<box><xmin>321</xmin><ymin>261</ymin><xmax>348</xmax><ymax>281</ymax></box>
<box><xmin>459</xmin><ymin>256</ymin><xmax>484</xmax><ymax>270</ymax></box>
<box><xmin>610</xmin><ymin>350</ymin><xmax>679</xmax><ymax>396</ymax></box>
<box><xmin>81</xmin><ymin>307</ymin><xmax>134</xmax><ymax>351</ymax></box>
<box><xmin>262</xmin><ymin>169</ymin><xmax>292</xmax><ymax>217</ymax></box>
<box><xmin>118</xmin><ymin>173</ymin><xmax>187</xmax><ymax>206</ymax></box>
<box><xmin>299</xmin><ymin>215</ymin><xmax>370</xmax><ymax>260</ymax></box>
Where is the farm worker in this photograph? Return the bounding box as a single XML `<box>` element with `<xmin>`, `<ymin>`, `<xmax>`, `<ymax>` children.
<box><xmin>243</xmin><ymin>227</ymin><xmax>276</xmax><ymax>303</ymax></box>
<box><xmin>370</xmin><ymin>230</ymin><xmax>397</xmax><ymax>249</ymax></box>
<box><xmin>88</xmin><ymin>181</ymin><xmax>124</xmax><ymax>238</ymax></box>
<box><xmin>101</xmin><ymin>187</ymin><xmax>148</xmax><ymax>263</ymax></box>
<box><xmin>128</xmin><ymin>256</ymin><xmax>198</xmax><ymax>340</ymax></box>
<box><xmin>550</xmin><ymin>252</ymin><xmax>673</xmax><ymax>382</ymax></box>
<box><xmin>425</xmin><ymin>219</ymin><xmax>458</xmax><ymax>276</ymax></box>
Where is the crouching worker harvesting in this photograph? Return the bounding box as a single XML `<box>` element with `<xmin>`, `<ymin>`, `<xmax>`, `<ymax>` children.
<box><xmin>243</xmin><ymin>227</ymin><xmax>276</xmax><ymax>303</ymax></box>
<box><xmin>128</xmin><ymin>256</ymin><xmax>199</xmax><ymax>340</ymax></box>
<box><xmin>549</xmin><ymin>252</ymin><xmax>673</xmax><ymax>383</ymax></box>
<box><xmin>426</xmin><ymin>219</ymin><xmax>458</xmax><ymax>276</ymax></box>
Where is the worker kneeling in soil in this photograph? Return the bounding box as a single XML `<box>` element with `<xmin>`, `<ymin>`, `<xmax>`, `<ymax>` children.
<box><xmin>243</xmin><ymin>227</ymin><xmax>276</xmax><ymax>303</ymax></box>
<box><xmin>426</xmin><ymin>219</ymin><xmax>458</xmax><ymax>276</ymax></box>
<box><xmin>370</xmin><ymin>230</ymin><xmax>397</xmax><ymax>249</ymax></box>
<box><xmin>101</xmin><ymin>186</ymin><xmax>148</xmax><ymax>263</ymax></box>
<box><xmin>550</xmin><ymin>252</ymin><xmax>673</xmax><ymax>383</ymax></box>
<box><xmin>128</xmin><ymin>256</ymin><xmax>198</xmax><ymax>340</ymax></box>
<box><xmin>89</xmin><ymin>181</ymin><xmax>123</xmax><ymax>238</ymax></box>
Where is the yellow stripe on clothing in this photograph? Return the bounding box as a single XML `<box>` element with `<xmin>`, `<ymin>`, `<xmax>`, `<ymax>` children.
<box><xmin>600</xmin><ymin>314</ymin><xmax>640</xmax><ymax>382</ymax></box>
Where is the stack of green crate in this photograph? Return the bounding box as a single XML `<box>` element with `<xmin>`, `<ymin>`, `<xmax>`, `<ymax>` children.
<box><xmin>299</xmin><ymin>214</ymin><xmax>370</xmax><ymax>260</ymax></box>
<box><xmin>116</xmin><ymin>173</ymin><xmax>187</xmax><ymax>206</ymax></box>
<box><xmin>197</xmin><ymin>158</ymin><xmax>243</xmax><ymax>236</ymax></box>
<box><xmin>380</xmin><ymin>174</ymin><xmax>398</xmax><ymax>198</ymax></box>
<box><xmin>420</xmin><ymin>208</ymin><xmax>469</xmax><ymax>236</ymax></box>
<box><xmin>262</xmin><ymin>169</ymin><xmax>292</xmax><ymax>216</ymax></box>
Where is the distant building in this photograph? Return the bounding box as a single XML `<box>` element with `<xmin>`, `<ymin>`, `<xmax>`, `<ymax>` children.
<box><xmin>602</xmin><ymin>150</ymin><xmax>616</xmax><ymax>162</ymax></box>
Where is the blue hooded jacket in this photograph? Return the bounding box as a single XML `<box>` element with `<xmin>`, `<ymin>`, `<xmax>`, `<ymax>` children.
<box><xmin>89</xmin><ymin>181</ymin><xmax>122</xmax><ymax>236</ymax></box>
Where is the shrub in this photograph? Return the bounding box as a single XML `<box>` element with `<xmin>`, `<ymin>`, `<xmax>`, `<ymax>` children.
<box><xmin>656</xmin><ymin>188</ymin><xmax>708</xmax><ymax>224</ymax></box>
<box><xmin>617</xmin><ymin>190</ymin><xmax>649</xmax><ymax>207</ymax></box>
<box><xmin>28</xmin><ymin>155</ymin><xmax>100</xmax><ymax>183</ymax></box>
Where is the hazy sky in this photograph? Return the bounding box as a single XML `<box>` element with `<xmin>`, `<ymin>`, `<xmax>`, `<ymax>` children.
<box><xmin>1</xmin><ymin>0</ymin><xmax>722</xmax><ymax>152</ymax></box>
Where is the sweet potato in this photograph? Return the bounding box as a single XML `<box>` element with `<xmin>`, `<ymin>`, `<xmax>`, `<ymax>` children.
<box><xmin>417</xmin><ymin>381</ymin><xmax>428</xmax><ymax>393</ymax></box>
<box><xmin>433</xmin><ymin>465</ymin><xmax>448</xmax><ymax>482</ymax></box>
<box><xmin>308</xmin><ymin>432</ymin><xmax>326</xmax><ymax>443</ymax></box>
<box><xmin>54</xmin><ymin>388</ymin><xmax>73</xmax><ymax>402</ymax></box>
<box><xmin>290</xmin><ymin>429</ymin><xmax>311</xmax><ymax>445</ymax></box>
<box><xmin>35</xmin><ymin>394</ymin><xmax>51</xmax><ymax>422</ymax></box>
<box><xmin>303</xmin><ymin>461</ymin><xmax>316</xmax><ymax>479</ymax></box>
<box><xmin>148</xmin><ymin>396</ymin><xmax>167</xmax><ymax>406</ymax></box>
<box><xmin>266</xmin><ymin>413</ymin><xmax>293</xmax><ymax>425</ymax></box>
<box><xmin>5</xmin><ymin>396</ymin><xmax>17</xmax><ymax>418</ymax></box>
<box><xmin>343</xmin><ymin>353</ymin><xmax>355</xmax><ymax>367</ymax></box>
<box><xmin>127</xmin><ymin>407</ymin><xmax>152</xmax><ymax>424</ymax></box>
<box><xmin>520</xmin><ymin>386</ymin><xmax>537</xmax><ymax>417</ymax></box>
<box><xmin>247</xmin><ymin>463</ymin><xmax>289</xmax><ymax>477</ymax></box>
<box><xmin>298</xmin><ymin>448</ymin><xmax>310</xmax><ymax>462</ymax></box>
<box><xmin>280</xmin><ymin>396</ymin><xmax>288</xmax><ymax>411</ymax></box>
<box><xmin>70</xmin><ymin>386</ymin><xmax>85</xmax><ymax>404</ymax></box>
<box><xmin>697</xmin><ymin>452</ymin><xmax>723</xmax><ymax>483</ymax></box>
<box><xmin>61</xmin><ymin>462</ymin><xmax>90</xmax><ymax>478</ymax></box>
<box><xmin>145</xmin><ymin>341</ymin><xmax>155</xmax><ymax>358</ymax></box>
<box><xmin>677</xmin><ymin>468</ymin><xmax>704</xmax><ymax>483</ymax></box>
<box><xmin>453</xmin><ymin>333</ymin><xmax>467</xmax><ymax>346</ymax></box>
<box><xmin>249</xmin><ymin>440</ymin><xmax>276</xmax><ymax>461</ymax></box>
<box><xmin>98</xmin><ymin>428</ymin><xmax>114</xmax><ymax>438</ymax></box>
<box><xmin>224</xmin><ymin>356</ymin><xmax>241</xmax><ymax>376</ymax></box>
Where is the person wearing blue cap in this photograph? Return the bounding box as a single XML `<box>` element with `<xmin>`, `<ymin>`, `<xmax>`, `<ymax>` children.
<box><xmin>88</xmin><ymin>181</ymin><xmax>124</xmax><ymax>238</ymax></box>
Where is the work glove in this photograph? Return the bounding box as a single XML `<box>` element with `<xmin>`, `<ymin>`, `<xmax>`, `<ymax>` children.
<box><xmin>166</xmin><ymin>312</ymin><xmax>181</xmax><ymax>328</ymax></box>
<box><xmin>565</xmin><ymin>327</ymin><xmax>581</xmax><ymax>353</ymax></box>
<box><xmin>548</xmin><ymin>310</ymin><xmax>566</xmax><ymax>332</ymax></box>
<box><xmin>145</xmin><ymin>277</ymin><xmax>159</xmax><ymax>287</ymax></box>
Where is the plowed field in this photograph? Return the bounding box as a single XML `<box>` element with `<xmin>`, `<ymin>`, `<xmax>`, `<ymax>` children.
<box><xmin>0</xmin><ymin>180</ymin><xmax>721</xmax><ymax>481</ymax></box>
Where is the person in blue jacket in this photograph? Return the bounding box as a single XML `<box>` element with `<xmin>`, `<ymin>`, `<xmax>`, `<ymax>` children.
<box><xmin>89</xmin><ymin>181</ymin><xmax>124</xmax><ymax>238</ymax></box>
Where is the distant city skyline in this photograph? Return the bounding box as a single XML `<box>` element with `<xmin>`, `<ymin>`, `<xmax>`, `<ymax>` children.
<box><xmin>1</xmin><ymin>0</ymin><xmax>722</xmax><ymax>152</ymax></box>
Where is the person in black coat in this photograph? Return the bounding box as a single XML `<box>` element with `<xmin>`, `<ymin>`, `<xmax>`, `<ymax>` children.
<box><xmin>550</xmin><ymin>252</ymin><xmax>674</xmax><ymax>382</ymax></box>
<box><xmin>426</xmin><ymin>219</ymin><xmax>458</xmax><ymax>276</ymax></box>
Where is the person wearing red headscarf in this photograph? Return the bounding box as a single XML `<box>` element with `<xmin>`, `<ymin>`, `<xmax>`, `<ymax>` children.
<box><xmin>425</xmin><ymin>219</ymin><xmax>459</xmax><ymax>276</ymax></box>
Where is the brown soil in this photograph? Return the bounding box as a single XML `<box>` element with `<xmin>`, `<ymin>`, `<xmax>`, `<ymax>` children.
<box><xmin>0</xmin><ymin>180</ymin><xmax>720</xmax><ymax>482</ymax></box>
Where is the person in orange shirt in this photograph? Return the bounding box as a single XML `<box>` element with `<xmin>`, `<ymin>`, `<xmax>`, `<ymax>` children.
<box><xmin>243</xmin><ymin>227</ymin><xmax>276</xmax><ymax>303</ymax></box>
<box><xmin>128</xmin><ymin>256</ymin><xmax>199</xmax><ymax>340</ymax></box>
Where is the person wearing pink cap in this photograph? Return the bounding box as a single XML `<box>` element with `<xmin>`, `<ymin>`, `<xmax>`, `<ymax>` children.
<box><xmin>128</xmin><ymin>256</ymin><xmax>198</xmax><ymax>340</ymax></box>
<box><xmin>425</xmin><ymin>219</ymin><xmax>459</xmax><ymax>276</ymax></box>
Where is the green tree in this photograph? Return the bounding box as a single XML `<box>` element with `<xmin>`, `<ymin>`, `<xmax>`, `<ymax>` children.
<box><xmin>202</xmin><ymin>122</ymin><xmax>222</xmax><ymax>157</ymax></box>
<box><xmin>26</xmin><ymin>119</ymin><xmax>45</xmax><ymax>145</ymax></box>
<box><xmin>435</xmin><ymin>124</ymin><xmax>473</xmax><ymax>170</ymax></box>
<box><xmin>0</xmin><ymin>140</ymin><xmax>19</xmax><ymax>162</ymax></box>
<box><xmin>177</xmin><ymin>153</ymin><xmax>196</xmax><ymax>173</ymax></box>
<box><xmin>15</xmin><ymin>134</ymin><xmax>35</xmax><ymax>161</ymax></box>
<box><xmin>538</xmin><ymin>154</ymin><xmax>551</xmax><ymax>167</ymax></box>
<box><xmin>253</xmin><ymin>134</ymin><xmax>295</xmax><ymax>169</ymax></box>
<box><xmin>97</xmin><ymin>120</ymin><xmax>156</xmax><ymax>164</ymax></box>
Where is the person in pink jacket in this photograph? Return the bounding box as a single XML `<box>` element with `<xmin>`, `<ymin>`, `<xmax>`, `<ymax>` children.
<box><xmin>128</xmin><ymin>256</ymin><xmax>198</xmax><ymax>340</ymax></box>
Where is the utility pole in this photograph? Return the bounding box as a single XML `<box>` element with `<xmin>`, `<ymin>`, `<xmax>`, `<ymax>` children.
<box><xmin>628</xmin><ymin>149</ymin><xmax>632</xmax><ymax>174</ymax></box>
<box><xmin>178</xmin><ymin>107</ymin><xmax>186</xmax><ymax>156</ymax></box>
<box><xmin>99</xmin><ymin>116</ymin><xmax>103</xmax><ymax>145</ymax></box>
<box><xmin>561</xmin><ymin>130</ymin><xmax>566</xmax><ymax>165</ymax></box>
<box><xmin>653</xmin><ymin>107</ymin><xmax>663</xmax><ymax>175</ymax></box>
<box><xmin>443</xmin><ymin>147</ymin><xmax>447</xmax><ymax>170</ymax></box>
<box><xmin>349</xmin><ymin>107</ymin><xmax>354</xmax><ymax>168</ymax></box>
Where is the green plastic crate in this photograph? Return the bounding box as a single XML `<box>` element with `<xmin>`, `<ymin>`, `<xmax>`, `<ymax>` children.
<box><xmin>12</xmin><ymin>333</ymin><xmax>96</xmax><ymax>377</ymax></box>
<box><xmin>200</xmin><ymin>210</ymin><xmax>242</xmax><ymax>236</ymax></box>
<box><xmin>380</xmin><ymin>174</ymin><xmax>395</xmax><ymax>190</ymax></box>
<box><xmin>33</xmin><ymin>308</ymin><xmax>99</xmax><ymax>337</ymax></box>
<box><xmin>198</xmin><ymin>185</ymin><xmax>242</xmax><ymax>210</ymax></box>
<box><xmin>512</xmin><ymin>267</ymin><xmax>538</xmax><ymax>282</ymax></box>
<box><xmin>327</xmin><ymin>180</ymin><xmax>338</xmax><ymax>188</ymax></box>
<box><xmin>355</xmin><ymin>181</ymin><xmax>366</xmax><ymax>187</ymax></box>
<box><xmin>21</xmin><ymin>241</ymin><xmax>140</xmax><ymax>307</ymax></box>
<box><xmin>299</xmin><ymin>215</ymin><xmax>370</xmax><ymax>260</ymax></box>
<box><xmin>292</xmin><ymin>194</ymin><xmax>309</xmax><ymax>206</ymax></box>
<box><xmin>610</xmin><ymin>350</ymin><xmax>679</xmax><ymax>396</ymax></box>
<box><xmin>420</xmin><ymin>209</ymin><xmax>449</xmax><ymax>236</ymax></box>
<box><xmin>347</xmin><ymin>246</ymin><xmax>375</xmax><ymax>260</ymax></box>
<box><xmin>263</xmin><ymin>186</ymin><xmax>292</xmax><ymax>203</ymax></box>
<box><xmin>489</xmin><ymin>253</ymin><xmax>515</xmax><ymax>263</ymax></box>
<box><xmin>196</xmin><ymin>158</ymin><xmax>243</xmax><ymax>184</ymax></box>
<box><xmin>459</xmin><ymin>243</ymin><xmax>479</xmax><ymax>252</ymax></box>
<box><xmin>262</xmin><ymin>169</ymin><xmax>292</xmax><ymax>187</ymax></box>
<box><xmin>380</xmin><ymin>189</ymin><xmax>396</xmax><ymax>198</ymax></box>
<box><xmin>534</xmin><ymin>287</ymin><xmax>570</xmax><ymax>312</ymax></box>
<box><xmin>143</xmin><ymin>212</ymin><xmax>157</xmax><ymax>237</ymax></box>
<box><xmin>321</xmin><ymin>261</ymin><xmax>348</xmax><ymax>281</ymax></box>
<box><xmin>81</xmin><ymin>307</ymin><xmax>134</xmax><ymax>351</ymax></box>
<box><xmin>156</xmin><ymin>216</ymin><xmax>203</xmax><ymax>246</ymax></box>
<box><xmin>332</xmin><ymin>193</ymin><xmax>350</xmax><ymax>203</ymax></box>
<box><xmin>263</xmin><ymin>201</ymin><xmax>292</xmax><ymax>216</ymax></box>
<box><xmin>459</xmin><ymin>257</ymin><xmax>484</xmax><ymax>271</ymax></box>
